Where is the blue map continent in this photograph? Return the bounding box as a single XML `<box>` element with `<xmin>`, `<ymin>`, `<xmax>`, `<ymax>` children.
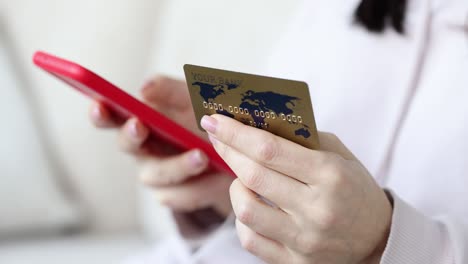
<box><xmin>192</xmin><ymin>82</ymin><xmax>310</xmax><ymax>139</ymax></box>
<box><xmin>295</xmin><ymin>128</ymin><xmax>311</xmax><ymax>138</ymax></box>
<box><xmin>192</xmin><ymin>82</ymin><xmax>238</xmax><ymax>118</ymax></box>
<box><xmin>240</xmin><ymin>90</ymin><xmax>297</xmax><ymax>126</ymax></box>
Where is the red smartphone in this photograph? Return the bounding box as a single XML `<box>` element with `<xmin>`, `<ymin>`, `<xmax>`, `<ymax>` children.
<box><xmin>33</xmin><ymin>51</ymin><xmax>235</xmax><ymax>178</ymax></box>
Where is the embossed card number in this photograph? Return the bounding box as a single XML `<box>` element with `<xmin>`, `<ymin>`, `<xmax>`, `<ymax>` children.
<box><xmin>184</xmin><ymin>64</ymin><xmax>320</xmax><ymax>150</ymax></box>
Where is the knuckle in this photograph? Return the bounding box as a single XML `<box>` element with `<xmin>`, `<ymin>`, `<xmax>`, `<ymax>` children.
<box><xmin>217</xmin><ymin>143</ymin><xmax>230</xmax><ymax>159</ymax></box>
<box><xmin>224</xmin><ymin>127</ymin><xmax>239</xmax><ymax>146</ymax></box>
<box><xmin>213</xmin><ymin>134</ymin><xmax>231</xmax><ymax>158</ymax></box>
<box><xmin>295</xmin><ymin>234</ymin><xmax>324</xmax><ymax>254</ymax></box>
<box><xmin>325</xmin><ymin>165</ymin><xmax>348</xmax><ymax>190</ymax></box>
<box><xmin>143</xmin><ymin>76</ymin><xmax>175</xmax><ymax>102</ymax></box>
<box><xmin>320</xmin><ymin>160</ymin><xmax>346</xmax><ymax>185</ymax></box>
<box><xmin>183</xmin><ymin>154</ymin><xmax>204</xmax><ymax>175</ymax></box>
<box><xmin>320</xmin><ymin>155</ymin><xmax>340</xmax><ymax>172</ymax></box>
<box><xmin>316</xmin><ymin>152</ymin><xmax>333</xmax><ymax>167</ymax></box>
<box><xmin>243</xmin><ymin>167</ymin><xmax>265</xmax><ymax>191</ymax></box>
<box><xmin>255</xmin><ymin>137</ymin><xmax>278</xmax><ymax>164</ymax></box>
<box><xmin>237</xmin><ymin>200</ymin><xmax>256</xmax><ymax>225</ymax></box>
<box><xmin>239</xmin><ymin>231</ymin><xmax>257</xmax><ymax>253</ymax></box>
<box><xmin>139</xmin><ymin>160</ymin><xmax>183</xmax><ymax>187</ymax></box>
<box><xmin>316</xmin><ymin>210</ymin><xmax>339</xmax><ymax>231</ymax></box>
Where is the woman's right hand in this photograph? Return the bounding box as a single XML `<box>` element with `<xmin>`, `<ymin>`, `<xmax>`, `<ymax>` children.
<box><xmin>89</xmin><ymin>76</ymin><xmax>233</xmax><ymax>217</ymax></box>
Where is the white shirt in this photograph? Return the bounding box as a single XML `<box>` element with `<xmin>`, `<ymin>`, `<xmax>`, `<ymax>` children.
<box><xmin>126</xmin><ymin>0</ymin><xmax>468</xmax><ymax>263</ymax></box>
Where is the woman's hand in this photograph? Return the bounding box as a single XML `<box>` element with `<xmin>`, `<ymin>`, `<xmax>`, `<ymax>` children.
<box><xmin>89</xmin><ymin>77</ymin><xmax>233</xmax><ymax>217</ymax></box>
<box><xmin>201</xmin><ymin>114</ymin><xmax>392</xmax><ymax>264</ymax></box>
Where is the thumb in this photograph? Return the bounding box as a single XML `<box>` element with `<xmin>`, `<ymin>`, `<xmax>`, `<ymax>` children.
<box><xmin>318</xmin><ymin>132</ymin><xmax>359</xmax><ymax>161</ymax></box>
<box><xmin>141</xmin><ymin>76</ymin><xmax>189</xmax><ymax>110</ymax></box>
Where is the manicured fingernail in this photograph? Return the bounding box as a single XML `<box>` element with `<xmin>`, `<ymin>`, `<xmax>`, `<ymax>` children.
<box><xmin>141</xmin><ymin>80</ymin><xmax>155</xmax><ymax>96</ymax></box>
<box><xmin>92</xmin><ymin>105</ymin><xmax>103</xmax><ymax>120</ymax></box>
<box><xmin>129</xmin><ymin>120</ymin><xmax>141</xmax><ymax>138</ymax></box>
<box><xmin>142</xmin><ymin>80</ymin><xmax>154</xmax><ymax>91</ymax></box>
<box><xmin>208</xmin><ymin>133</ymin><xmax>218</xmax><ymax>145</ymax></box>
<box><xmin>189</xmin><ymin>150</ymin><xmax>206</xmax><ymax>168</ymax></box>
<box><xmin>201</xmin><ymin>115</ymin><xmax>217</xmax><ymax>134</ymax></box>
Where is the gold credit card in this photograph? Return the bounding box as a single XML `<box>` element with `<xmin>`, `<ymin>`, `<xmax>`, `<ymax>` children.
<box><xmin>184</xmin><ymin>64</ymin><xmax>320</xmax><ymax>149</ymax></box>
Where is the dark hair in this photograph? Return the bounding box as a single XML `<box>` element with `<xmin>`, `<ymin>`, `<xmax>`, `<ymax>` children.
<box><xmin>355</xmin><ymin>0</ymin><xmax>408</xmax><ymax>34</ymax></box>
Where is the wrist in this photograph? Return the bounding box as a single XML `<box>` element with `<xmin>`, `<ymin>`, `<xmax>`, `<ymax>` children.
<box><xmin>361</xmin><ymin>190</ymin><xmax>394</xmax><ymax>264</ymax></box>
<box><xmin>361</xmin><ymin>230</ymin><xmax>389</xmax><ymax>264</ymax></box>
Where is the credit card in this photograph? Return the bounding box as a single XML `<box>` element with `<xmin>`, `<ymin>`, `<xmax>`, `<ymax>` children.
<box><xmin>184</xmin><ymin>64</ymin><xmax>320</xmax><ymax>150</ymax></box>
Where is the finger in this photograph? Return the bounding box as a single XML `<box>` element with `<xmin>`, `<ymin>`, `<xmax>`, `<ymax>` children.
<box><xmin>139</xmin><ymin>149</ymin><xmax>209</xmax><ymax>187</ymax></box>
<box><xmin>236</xmin><ymin>219</ymin><xmax>290</xmax><ymax>264</ymax></box>
<box><xmin>89</xmin><ymin>102</ymin><xmax>120</xmax><ymax>128</ymax></box>
<box><xmin>141</xmin><ymin>76</ymin><xmax>189</xmax><ymax>111</ymax></box>
<box><xmin>211</xmin><ymin>137</ymin><xmax>307</xmax><ymax>211</ymax></box>
<box><xmin>139</xmin><ymin>134</ymin><xmax>182</xmax><ymax>156</ymax></box>
<box><xmin>202</xmin><ymin>114</ymin><xmax>332</xmax><ymax>183</ymax></box>
<box><xmin>118</xmin><ymin>118</ymin><xmax>150</xmax><ymax>153</ymax></box>
<box><xmin>318</xmin><ymin>132</ymin><xmax>357</xmax><ymax>161</ymax></box>
<box><xmin>155</xmin><ymin>173</ymin><xmax>233</xmax><ymax>213</ymax></box>
<box><xmin>230</xmin><ymin>179</ymin><xmax>297</xmax><ymax>244</ymax></box>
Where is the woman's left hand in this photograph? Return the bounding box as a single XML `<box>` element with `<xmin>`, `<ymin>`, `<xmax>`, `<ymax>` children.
<box><xmin>201</xmin><ymin>114</ymin><xmax>392</xmax><ymax>264</ymax></box>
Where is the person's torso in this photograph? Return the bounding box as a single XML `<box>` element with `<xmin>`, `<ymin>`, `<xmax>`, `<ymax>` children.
<box><xmin>266</xmin><ymin>0</ymin><xmax>468</xmax><ymax>219</ymax></box>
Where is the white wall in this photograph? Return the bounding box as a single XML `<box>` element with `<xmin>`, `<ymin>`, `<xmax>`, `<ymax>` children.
<box><xmin>142</xmin><ymin>0</ymin><xmax>302</xmax><ymax>239</ymax></box>
<box><xmin>1</xmin><ymin>0</ymin><xmax>164</xmax><ymax>233</ymax></box>
<box><xmin>1</xmin><ymin>0</ymin><xmax>301</xmax><ymax>237</ymax></box>
<box><xmin>149</xmin><ymin>0</ymin><xmax>301</xmax><ymax>76</ymax></box>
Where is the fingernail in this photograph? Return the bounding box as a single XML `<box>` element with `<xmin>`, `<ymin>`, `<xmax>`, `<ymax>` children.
<box><xmin>141</xmin><ymin>80</ymin><xmax>155</xmax><ymax>96</ymax></box>
<box><xmin>92</xmin><ymin>105</ymin><xmax>103</xmax><ymax>120</ymax></box>
<box><xmin>142</xmin><ymin>80</ymin><xmax>155</xmax><ymax>91</ymax></box>
<box><xmin>189</xmin><ymin>150</ymin><xmax>206</xmax><ymax>168</ymax></box>
<box><xmin>129</xmin><ymin>120</ymin><xmax>141</xmax><ymax>139</ymax></box>
<box><xmin>201</xmin><ymin>115</ymin><xmax>217</xmax><ymax>134</ymax></box>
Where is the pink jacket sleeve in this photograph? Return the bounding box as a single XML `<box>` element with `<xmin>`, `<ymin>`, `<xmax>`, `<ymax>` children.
<box><xmin>381</xmin><ymin>191</ymin><xmax>468</xmax><ymax>263</ymax></box>
<box><xmin>124</xmin><ymin>193</ymin><xmax>468</xmax><ymax>263</ymax></box>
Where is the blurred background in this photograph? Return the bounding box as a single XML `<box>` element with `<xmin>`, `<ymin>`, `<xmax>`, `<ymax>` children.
<box><xmin>0</xmin><ymin>0</ymin><xmax>301</xmax><ymax>263</ymax></box>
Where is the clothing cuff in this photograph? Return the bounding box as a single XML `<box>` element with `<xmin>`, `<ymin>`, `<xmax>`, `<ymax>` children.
<box><xmin>380</xmin><ymin>190</ymin><xmax>453</xmax><ymax>264</ymax></box>
<box><xmin>172</xmin><ymin>208</ymin><xmax>233</xmax><ymax>251</ymax></box>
